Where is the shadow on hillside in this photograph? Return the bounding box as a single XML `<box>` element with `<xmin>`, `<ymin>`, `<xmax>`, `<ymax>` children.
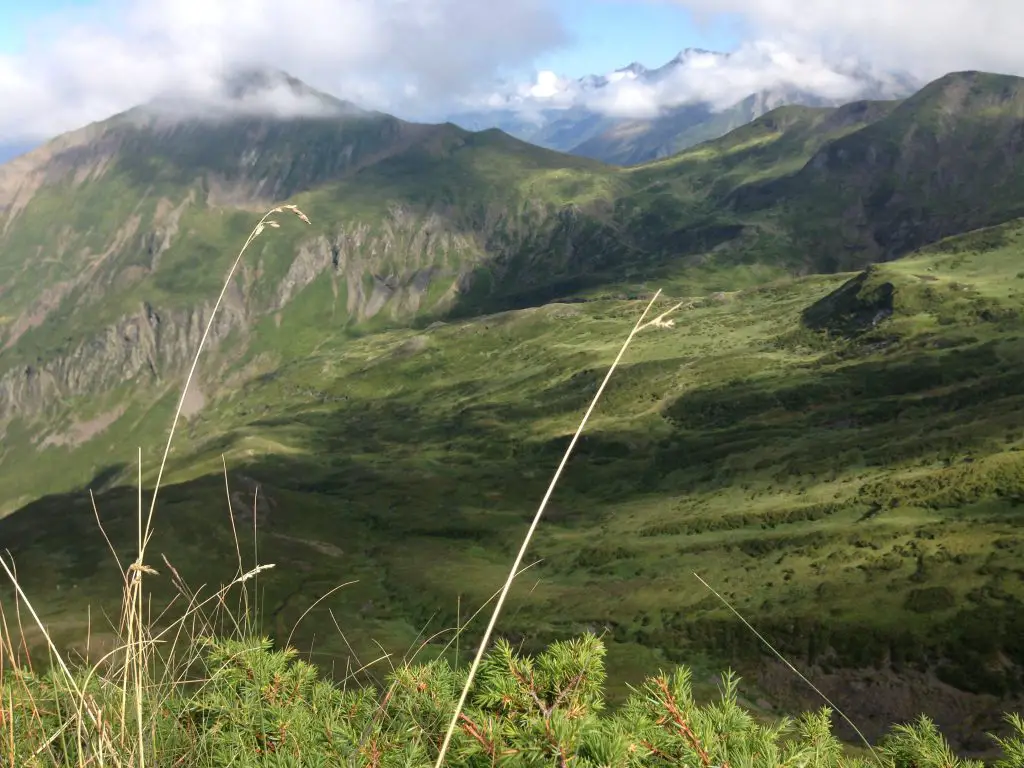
<box><xmin>5</xmin><ymin>335</ymin><xmax>1024</xmax><ymax>575</ymax></box>
<box><xmin>19</xmin><ymin>337</ymin><xmax>1013</xmax><ymax>549</ymax></box>
<box><xmin>655</xmin><ymin>339</ymin><xmax>1024</xmax><ymax>489</ymax></box>
<box><xmin>5</xmin><ymin>335</ymin><xmax>1024</xmax><ymax>751</ymax></box>
<box><xmin>0</xmin><ymin>463</ymin><xmax>132</xmax><ymax>575</ymax></box>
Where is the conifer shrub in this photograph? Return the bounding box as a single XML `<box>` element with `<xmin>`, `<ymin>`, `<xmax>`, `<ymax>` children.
<box><xmin>4</xmin><ymin>633</ymin><xmax>1024</xmax><ymax>766</ymax></box>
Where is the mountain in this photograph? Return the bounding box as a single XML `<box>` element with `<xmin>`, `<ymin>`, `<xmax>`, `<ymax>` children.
<box><xmin>730</xmin><ymin>71</ymin><xmax>1024</xmax><ymax>268</ymax></box>
<box><xmin>0</xmin><ymin>67</ymin><xmax>646</xmax><ymax>489</ymax></box>
<box><xmin>6</xmin><ymin>69</ymin><xmax>1024</xmax><ymax>752</ymax></box>
<box><xmin>571</xmin><ymin>87</ymin><xmax>837</xmax><ymax>166</ymax></box>
<box><xmin>447</xmin><ymin>47</ymin><xmax>920</xmax><ymax>165</ymax></box>
<box><xmin>148</xmin><ymin>66</ymin><xmax>373</xmax><ymax>120</ymax></box>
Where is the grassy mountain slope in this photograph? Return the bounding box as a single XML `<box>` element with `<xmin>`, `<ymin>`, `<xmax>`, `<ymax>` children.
<box><xmin>8</xmin><ymin>222</ymin><xmax>1024</xmax><ymax>752</ymax></box>
<box><xmin>0</xmin><ymin>106</ymin><xmax>633</xmax><ymax>470</ymax></box>
<box><xmin>450</xmin><ymin>65</ymin><xmax>919</xmax><ymax>168</ymax></box>
<box><xmin>632</xmin><ymin>99</ymin><xmax>900</xmax><ymax>194</ymax></box>
<box><xmin>734</xmin><ymin>71</ymin><xmax>1024</xmax><ymax>270</ymax></box>
<box><xmin>571</xmin><ymin>89</ymin><xmax>841</xmax><ymax>166</ymax></box>
<box><xmin>5</xmin><ymin>70</ymin><xmax>1024</xmax><ymax>754</ymax></box>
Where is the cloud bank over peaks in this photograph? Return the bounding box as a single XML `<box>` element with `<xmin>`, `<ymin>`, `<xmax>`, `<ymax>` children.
<box><xmin>672</xmin><ymin>0</ymin><xmax>1021</xmax><ymax>83</ymax></box>
<box><xmin>0</xmin><ymin>0</ymin><xmax>566</xmax><ymax>144</ymax></box>
<box><xmin>463</xmin><ymin>41</ymin><xmax>920</xmax><ymax>119</ymax></box>
<box><xmin>139</xmin><ymin>67</ymin><xmax>373</xmax><ymax>124</ymax></box>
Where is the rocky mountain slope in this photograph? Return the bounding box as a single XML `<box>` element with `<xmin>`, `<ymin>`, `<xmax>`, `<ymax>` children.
<box><xmin>4</xmin><ymin>68</ymin><xmax>1024</xmax><ymax>754</ymax></box>
<box><xmin>3</xmin><ymin>70</ymin><xmax>1024</xmax><ymax>497</ymax></box>
<box><xmin>0</xmin><ymin>95</ymin><xmax>617</xmax><ymax>439</ymax></box>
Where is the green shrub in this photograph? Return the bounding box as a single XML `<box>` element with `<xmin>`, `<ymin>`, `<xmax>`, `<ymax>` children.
<box><xmin>904</xmin><ymin>586</ymin><xmax>957</xmax><ymax>614</ymax></box>
<box><xmin>3</xmin><ymin>634</ymin><xmax>1023</xmax><ymax>766</ymax></box>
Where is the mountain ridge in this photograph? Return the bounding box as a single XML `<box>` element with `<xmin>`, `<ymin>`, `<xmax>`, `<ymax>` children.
<box><xmin>4</xmin><ymin>68</ymin><xmax>1022</xmax><ymax>420</ymax></box>
<box><xmin>725</xmin><ymin>70</ymin><xmax>1024</xmax><ymax>268</ymax></box>
<box><xmin>447</xmin><ymin>46</ymin><xmax>920</xmax><ymax>164</ymax></box>
<box><xmin>4</xmin><ymin>68</ymin><xmax>1024</xmax><ymax>752</ymax></box>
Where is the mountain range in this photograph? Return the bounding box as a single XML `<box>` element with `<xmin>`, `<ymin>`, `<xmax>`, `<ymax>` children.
<box><xmin>0</xmin><ymin>49</ymin><xmax>920</xmax><ymax>168</ymax></box>
<box><xmin>3</xmin><ymin>66</ymin><xmax>1024</xmax><ymax>752</ymax></box>
<box><xmin>447</xmin><ymin>46</ymin><xmax>921</xmax><ymax>164</ymax></box>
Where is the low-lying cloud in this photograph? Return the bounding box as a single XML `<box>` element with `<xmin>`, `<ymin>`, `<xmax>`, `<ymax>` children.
<box><xmin>0</xmin><ymin>0</ymin><xmax>566</xmax><ymax>143</ymax></box>
<box><xmin>141</xmin><ymin>70</ymin><xmax>370</xmax><ymax>125</ymax></box>
<box><xmin>459</xmin><ymin>0</ymin><xmax>1018</xmax><ymax>120</ymax></box>
<box><xmin>672</xmin><ymin>0</ymin><xmax>1023</xmax><ymax>82</ymax></box>
<box><xmin>2</xmin><ymin>0</ymin><xmax>1020</xmax><ymax>146</ymax></box>
<box><xmin>463</xmin><ymin>41</ymin><xmax>913</xmax><ymax>119</ymax></box>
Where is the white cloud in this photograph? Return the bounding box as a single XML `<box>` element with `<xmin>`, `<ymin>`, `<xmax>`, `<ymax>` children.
<box><xmin>0</xmin><ymin>0</ymin><xmax>566</xmax><ymax>143</ymax></box>
<box><xmin>457</xmin><ymin>0</ymin><xmax>1020</xmax><ymax>122</ymax></box>
<box><xmin>663</xmin><ymin>43</ymin><xmax>875</xmax><ymax>109</ymax></box>
<box><xmin>6</xmin><ymin>0</ymin><xmax>1019</xmax><ymax>144</ymax></box>
<box><xmin>669</xmin><ymin>0</ymin><xmax>1023</xmax><ymax>81</ymax></box>
<box><xmin>586</xmin><ymin>83</ymin><xmax>661</xmax><ymax>119</ymax></box>
<box><xmin>461</xmin><ymin>40</ymin><xmax>905</xmax><ymax>120</ymax></box>
<box><xmin>528</xmin><ymin>71</ymin><xmax>567</xmax><ymax>99</ymax></box>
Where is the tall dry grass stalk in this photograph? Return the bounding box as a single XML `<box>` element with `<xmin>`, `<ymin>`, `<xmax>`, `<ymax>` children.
<box><xmin>117</xmin><ymin>204</ymin><xmax>308</xmax><ymax>765</ymax></box>
<box><xmin>0</xmin><ymin>198</ymin><xmax>884</xmax><ymax>767</ymax></box>
<box><xmin>433</xmin><ymin>290</ymin><xmax>685</xmax><ymax>767</ymax></box>
<box><xmin>145</xmin><ymin>204</ymin><xmax>310</xmax><ymax>541</ymax></box>
<box><xmin>0</xmin><ymin>203</ymin><xmax>309</xmax><ymax>767</ymax></box>
<box><xmin>692</xmin><ymin>572</ymin><xmax>878</xmax><ymax>762</ymax></box>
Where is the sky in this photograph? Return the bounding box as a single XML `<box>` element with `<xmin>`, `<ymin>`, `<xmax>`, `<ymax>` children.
<box><xmin>530</xmin><ymin>0</ymin><xmax>742</xmax><ymax>78</ymax></box>
<box><xmin>0</xmin><ymin>0</ymin><xmax>1022</xmax><ymax>148</ymax></box>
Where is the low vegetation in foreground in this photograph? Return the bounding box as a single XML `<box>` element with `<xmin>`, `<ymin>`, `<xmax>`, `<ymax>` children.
<box><xmin>9</xmin><ymin>219</ymin><xmax>1024</xmax><ymax>760</ymax></box>
<box><xmin>5</xmin><ymin>223</ymin><xmax>1024</xmax><ymax>765</ymax></box>
<box><xmin>3</xmin><ymin>622</ymin><xmax>1024</xmax><ymax>767</ymax></box>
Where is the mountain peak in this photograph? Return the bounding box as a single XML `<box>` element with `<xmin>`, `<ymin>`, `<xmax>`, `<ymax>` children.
<box><xmin>220</xmin><ymin>67</ymin><xmax>314</xmax><ymax>101</ymax></box>
<box><xmin>921</xmin><ymin>69</ymin><xmax>1023</xmax><ymax>92</ymax></box>
<box><xmin>615</xmin><ymin>62</ymin><xmax>648</xmax><ymax>76</ymax></box>
<box><xmin>447</xmin><ymin>46</ymin><xmax>921</xmax><ymax>165</ymax></box>
<box><xmin>141</xmin><ymin>66</ymin><xmax>370</xmax><ymax>123</ymax></box>
<box><xmin>897</xmin><ymin>70</ymin><xmax>1024</xmax><ymax>118</ymax></box>
<box><xmin>671</xmin><ymin>47</ymin><xmax>720</xmax><ymax>63</ymax></box>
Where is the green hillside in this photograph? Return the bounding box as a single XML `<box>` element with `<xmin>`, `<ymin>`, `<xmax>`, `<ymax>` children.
<box><xmin>732</xmin><ymin>72</ymin><xmax>1024</xmax><ymax>270</ymax></box>
<box><xmin>4</xmin><ymin>70</ymin><xmax>1024</xmax><ymax>756</ymax></box>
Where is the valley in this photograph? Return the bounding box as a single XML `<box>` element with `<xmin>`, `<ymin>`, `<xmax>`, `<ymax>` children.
<box><xmin>2</xmin><ymin>68</ymin><xmax>1024</xmax><ymax>758</ymax></box>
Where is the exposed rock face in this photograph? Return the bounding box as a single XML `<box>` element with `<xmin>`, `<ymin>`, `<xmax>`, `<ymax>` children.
<box><xmin>0</xmin><ymin>297</ymin><xmax>243</xmax><ymax>421</ymax></box>
<box><xmin>0</xmin><ymin>160</ymin><xmax>615</xmax><ymax>427</ymax></box>
<box><xmin>271</xmin><ymin>209</ymin><xmax>473</xmax><ymax>321</ymax></box>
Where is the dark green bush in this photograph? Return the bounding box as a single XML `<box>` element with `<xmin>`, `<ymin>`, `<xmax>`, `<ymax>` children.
<box><xmin>4</xmin><ymin>634</ymin><xmax>1023</xmax><ymax>766</ymax></box>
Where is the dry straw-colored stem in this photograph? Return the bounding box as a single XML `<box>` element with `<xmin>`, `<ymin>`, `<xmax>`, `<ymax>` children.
<box><xmin>143</xmin><ymin>204</ymin><xmax>310</xmax><ymax>545</ymax></box>
<box><xmin>0</xmin><ymin>554</ymin><xmax>123</xmax><ymax>765</ymax></box>
<box><xmin>692</xmin><ymin>572</ymin><xmax>879</xmax><ymax>763</ymax></box>
<box><xmin>0</xmin><ymin>204</ymin><xmax>308</xmax><ymax>768</ymax></box>
<box><xmin>433</xmin><ymin>290</ymin><xmax>680</xmax><ymax>767</ymax></box>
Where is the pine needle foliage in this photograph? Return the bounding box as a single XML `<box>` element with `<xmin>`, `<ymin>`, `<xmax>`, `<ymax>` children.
<box><xmin>3</xmin><ymin>633</ymin><xmax>1022</xmax><ymax>767</ymax></box>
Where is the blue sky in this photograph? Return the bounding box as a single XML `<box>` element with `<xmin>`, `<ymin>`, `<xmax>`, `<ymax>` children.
<box><xmin>0</xmin><ymin>0</ymin><xmax>101</xmax><ymax>52</ymax></box>
<box><xmin>532</xmin><ymin>0</ymin><xmax>743</xmax><ymax>76</ymax></box>
<box><xmin>0</xmin><ymin>0</ymin><xmax>1018</xmax><ymax>145</ymax></box>
<box><xmin>0</xmin><ymin>0</ymin><xmax>739</xmax><ymax>76</ymax></box>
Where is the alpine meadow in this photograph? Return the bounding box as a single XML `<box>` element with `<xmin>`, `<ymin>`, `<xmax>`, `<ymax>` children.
<box><xmin>3</xmin><ymin>66</ymin><xmax>1024</xmax><ymax>765</ymax></box>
